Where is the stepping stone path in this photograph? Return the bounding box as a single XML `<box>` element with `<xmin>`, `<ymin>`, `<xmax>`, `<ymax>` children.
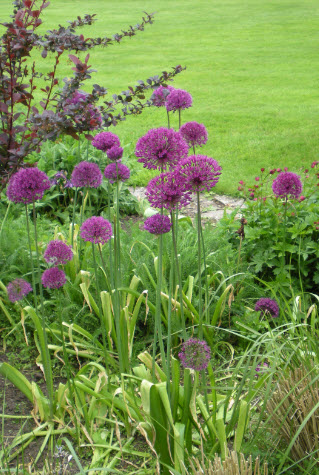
<box><xmin>128</xmin><ymin>187</ymin><xmax>245</xmax><ymax>223</ymax></box>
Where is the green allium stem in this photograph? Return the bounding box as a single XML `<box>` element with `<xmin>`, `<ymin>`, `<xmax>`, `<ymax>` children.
<box><xmin>25</xmin><ymin>204</ymin><xmax>37</xmax><ymax>309</ymax></box>
<box><xmin>170</xmin><ymin>210</ymin><xmax>187</xmax><ymax>340</ymax></box>
<box><xmin>197</xmin><ymin>190</ymin><xmax>203</xmax><ymax>338</ymax></box>
<box><xmin>71</xmin><ymin>188</ymin><xmax>78</xmax><ymax>249</ymax></box>
<box><xmin>91</xmin><ymin>242</ymin><xmax>110</xmax><ymax>378</ymax></box>
<box><xmin>32</xmin><ymin>202</ymin><xmax>54</xmax><ymax>418</ymax></box>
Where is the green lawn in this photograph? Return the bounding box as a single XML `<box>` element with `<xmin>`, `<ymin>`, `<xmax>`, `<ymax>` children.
<box><xmin>1</xmin><ymin>0</ymin><xmax>318</xmax><ymax>194</ymax></box>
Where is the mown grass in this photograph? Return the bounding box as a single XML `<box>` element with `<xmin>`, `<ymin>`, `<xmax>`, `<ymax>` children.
<box><xmin>1</xmin><ymin>0</ymin><xmax>318</xmax><ymax>193</ymax></box>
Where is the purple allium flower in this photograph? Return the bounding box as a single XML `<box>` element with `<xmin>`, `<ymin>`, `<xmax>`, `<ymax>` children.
<box><xmin>146</xmin><ymin>171</ymin><xmax>192</xmax><ymax>211</ymax></box>
<box><xmin>41</xmin><ymin>267</ymin><xmax>66</xmax><ymax>289</ymax></box>
<box><xmin>255</xmin><ymin>298</ymin><xmax>279</xmax><ymax>318</ymax></box>
<box><xmin>80</xmin><ymin>216</ymin><xmax>112</xmax><ymax>245</ymax></box>
<box><xmin>272</xmin><ymin>172</ymin><xmax>303</xmax><ymax>199</ymax></box>
<box><xmin>44</xmin><ymin>240</ymin><xmax>73</xmax><ymax>266</ymax></box>
<box><xmin>135</xmin><ymin>127</ymin><xmax>189</xmax><ymax>171</ymax></box>
<box><xmin>150</xmin><ymin>85</ymin><xmax>175</xmax><ymax>107</ymax></box>
<box><xmin>178</xmin><ymin>155</ymin><xmax>222</xmax><ymax>192</ymax></box>
<box><xmin>179</xmin><ymin>122</ymin><xmax>208</xmax><ymax>149</ymax></box>
<box><xmin>7</xmin><ymin>278</ymin><xmax>32</xmax><ymax>302</ymax></box>
<box><xmin>255</xmin><ymin>362</ymin><xmax>269</xmax><ymax>378</ymax></box>
<box><xmin>6</xmin><ymin>168</ymin><xmax>50</xmax><ymax>204</ymax></box>
<box><xmin>107</xmin><ymin>145</ymin><xmax>124</xmax><ymax>161</ymax></box>
<box><xmin>71</xmin><ymin>161</ymin><xmax>102</xmax><ymax>188</ymax></box>
<box><xmin>144</xmin><ymin>214</ymin><xmax>172</xmax><ymax>235</ymax></box>
<box><xmin>165</xmin><ymin>88</ymin><xmax>193</xmax><ymax>112</ymax></box>
<box><xmin>104</xmin><ymin>162</ymin><xmax>130</xmax><ymax>184</ymax></box>
<box><xmin>178</xmin><ymin>338</ymin><xmax>211</xmax><ymax>371</ymax></box>
<box><xmin>92</xmin><ymin>132</ymin><xmax>121</xmax><ymax>152</ymax></box>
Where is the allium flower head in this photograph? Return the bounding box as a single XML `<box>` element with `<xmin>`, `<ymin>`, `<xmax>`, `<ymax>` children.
<box><xmin>272</xmin><ymin>172</ymin><xmax>302</xmax><ymax>199</ymax></box>
<box><xmin>179</xmin><ymin>121</ymin><xmax>208</xmax><ymax>148</ymax></box>
<box><xmin>104</xmin><ymin>162</ymin><xmax>130</xmax><ymax>183</ymax></box>
<box><xmin>144</xmin><ymin>214</ymin><xmax>172</xmax><ymax>235</ymax></box>
<box><xmin>71</xmin><ymin>161</ymin><xmax>102</xmax><ymax>188</ymax></box>
<box><xmin>107</xmin><ymin>145</ymin><xmax>123</xmax><ymax>161</ymax></box>
<box><xmin>135</xmin><ymin>127</ymin><xmax>188</xmax><ymax>171</ymax></box>
<box><xmin>178</xmin><ymin>338</ymin><xmax>211</xmax><ymax>371</ymax></box>
<box><xmin>80</xmin><ymin>216</ymin><xmax>112</xmax><ymax>245</ymax></box>
<box><xmin>7</xmin><ymin>278</ymin><xmax>32</xmax><ymax>302</ymax></box>
<box><xmin>255</xmin><ymin>298</ymin><xmax>279</xmax><ymax>318</ymax></box>
<box><xmin>92</xmin><ymin>132</ymin><xmax>120</xmax><ymax>152</ymax></box>
<box><xmin>44</xmin><ymin>240</ymin><xmax>73</xmax><ymax>266</ymax></box>
<box><xmin>165</xmin><ymin>88</ymin><xmax>193</xmax><ymax>112</ymax></box>
<box><xmin>151</xmin><ymin>85</ymin><xmax>175</xmax><ymax>107</ymax></box>
<box><xmin>145</xmin><ymin>171</ymin><xmax>192</xmax><ymax>211</ymax></box>
<box><xmin>178</xmin><ymin>155</ymin><xmax>222</xmax><ymax>192</ymax></box>
<box><xmin>7</xmin><ymin>168</ymin><xmax>50</xmax><ymax>204</ymax></box>
<box><xmin>41</xmin><ymin>267</ymin><xmax>66</xmax><ymax>289</ymax></box>
<box><xmin>67</xmin><ymin>90</ymin><xmax>88</xmax><ymax>105</ymax></box>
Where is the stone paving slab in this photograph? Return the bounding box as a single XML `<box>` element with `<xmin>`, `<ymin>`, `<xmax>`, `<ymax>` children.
<box><xmin>128</xmin><ymin>186</ymin><xmax>245</xmax><ymax>223</ymax></box>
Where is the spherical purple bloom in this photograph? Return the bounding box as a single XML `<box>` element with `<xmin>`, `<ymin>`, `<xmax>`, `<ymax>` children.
<box><xmin>180</xmin><ymin>122</ymin><xmax>208</xmax><ymax>149</ymax></box>
<box><xmin>144</xmin><ymin>214</ymin><xmax>172</xmax><ymax>235</ymax></box>
<box><xmin>178</xmin><ymin>338</ymin><xmax>211</xmax><ymax>371</ymax></box>
<box><xmin>135</xmin><ymin>127</ymin><xmax>189</xmax><ymax>171</ymax></box>
<box><xmin>272</xmin><ymin>172</ymin><xmax>302</xmax><ymax>199</ymax></box>
<box><xmin>44</xmin><ymin>240</ymin><xmax>73</xmax><ymax>266</ymax></box>
<box><xmin>178</xmin><ymin>155</ymin><xmax>222</xmax><ymax>192</ymax></box>
<box><xmin>151</xmin><ymin>85</ymin><xmax>175</xmax><ymax>107</ymax></box>
<box><xmin>92</xmin><ymin>132</ymin><xmax>121</xmax><ymax>152</ymax></box>
<box><xmin>7</xmin><ymin>168</ymin><xmax>50</xmax><ymax>204</ymax></box>
<box><xmin>104</xmin><ymin>162</ymin><xmax>130</xmax><ymax>184</ymax></box>
<box><xmin>145</xmin><ymin>171</ymin><xmax>192</xmax><ymax>211</ymax></box>
<box><xmin>165</xmin><ymin>88</ymin><xmax>193</xmax><ymax>112</ymax></box>
<box><xmin>7</xmin><ymin>278</ymin><xmax>32</xmax><ymax>302</ymax></box>
<box><xmin>107</xmin><ymin>145</ymin><xmax>124</xmax><ymax>161</ymax></box>
<box><xmin>41</xmin><ymin>267</ymin><xmax>66</xmax><ymax>289</ymax></box>
<box><xmin>255</xmin><ymin>298</ymin><xmax>279</xmax><ymax>318</ymax></box>
<box><xmin>80</xmin><ymin>216</ymin><xmax>112</xmax><ymax>245</ymax></box>
<box><xmin>71</xmin><ymin>161</ymin><xmax>102</xmax><ymax>188</ymax></box>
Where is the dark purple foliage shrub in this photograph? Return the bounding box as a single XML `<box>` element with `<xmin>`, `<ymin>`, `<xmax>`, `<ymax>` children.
<box><xmin>0</xmin><ymin>0</ymin><xmax>184</xmax><ymax>188</ymax></box>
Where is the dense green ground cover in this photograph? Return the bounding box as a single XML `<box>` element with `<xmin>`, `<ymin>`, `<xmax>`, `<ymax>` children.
<box><xmin>1</xmin><ymin>0</ymin><xmax>318</xmax><ymax>194</ymax></box>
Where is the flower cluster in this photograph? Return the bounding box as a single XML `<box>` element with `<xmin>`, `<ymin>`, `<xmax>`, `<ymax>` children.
<box><xmin>146</xmin><ymin>171</ymin><xmax>192</xmax><ymax>211</ymax></box>
<box><xmin>151</xmin><ymin>85</ymin><xmax>175</xmax><ymax>107</ymax></box>
<box><xmin>255</xmin><ymin>298</ymin><xmax>279</xmax><ymax>318</ymax></box>
<box><xmin>7</xmin><ymin>168</ymin><xmax>50</xmax><ymax>204</ymax></box>
<box><xmin>7</xmin><ymin>278</ymin><xmax>32</xmax><ymax>303</ymax></box>
<box><xmin>92</xmin><ymin>132</ymin><xmax>120</xmax><ymax>152</ymax></box>
<box><xmin>44</xmin><ymin>240</ymin><xmax>73</xmax><ymax>266</ymax></box>
<box><xmin>71</xmin><ymin>161</ymin><xmax>102</xmax><ymax>188</ymax></box>
<box><xmin>179</xmin><ymin>121</ymin><xmax>208</xmax><ymax>149</ymax></box>
<box><xmin>107</xmin><ymin>145</ymin><xmax>123</xmax><ymax>161</ymax></box>
<box><xmin>178</xmin><ymin>155</ymin><xmax>222</xmax><ymax>192</ymax></box>
<box><xmin>165</xmin><ymin>88</ymin><xmax>193</xmax><ymax>112</ymax></box>
<box><xmin>272</xmin><ymin>172</ymin><xmax>303</xmax><ymax>199</ymax></box>
<box><xmin>41</xmin><ymin>267</ymin><xmax>66</xmax><ymax>289</ymax></box>
<box><xmin>178</xmin><ymin>338</ymin><xmax>211</xmax><ymax>371</ymax></box>
<box><xmin>104</xmin><ymin>163</ymin><xmax>130</xmax><ymax>183</ymax></box>
<box><xmin>144</xmin><ymin>214</ymin><xmax>172</xmax><ymax>235</ymax></box>
<box><xmin>135</xmin><ymin>127</ymin><xmax>188</xmax><ymax>171</ymax></box>
<box><xmin>80</xmin><ymin>216</ymin><xmax>112</xmax><ymax>245</ymax></box>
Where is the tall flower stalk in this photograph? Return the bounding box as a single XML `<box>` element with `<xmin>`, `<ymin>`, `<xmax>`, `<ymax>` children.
<box><xmin>80</xmin><ymin>216</ymin><xmax>113</xmax><ymax>372</ymax></box>
<box><xmin>144</xmin><ymin>214</ymin><xmax>172</xmax><ymax>379</ymax></box>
